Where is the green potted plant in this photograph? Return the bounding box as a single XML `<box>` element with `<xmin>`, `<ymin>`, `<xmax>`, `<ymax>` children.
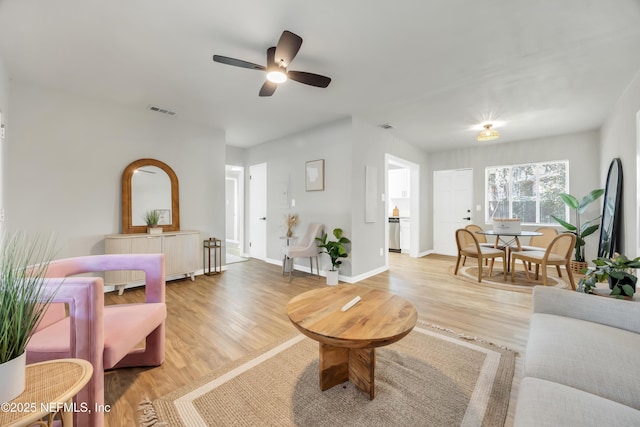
<box><xmin>316</xmin><ymin>228</ymin><xmax>351</xmax><ymax>286</ymax></box>
<box><xmin>0</xmin><ymin>232</ymin><xmax>58</xmax><ymax>403</ymax></box>
<box><xmin>578</xmin><ymin>253</ymin><xmax>640</xmax><ymax>299</ymax></box>
<box><xmin>145</xmin><ymin>210</ymin><xmax>162</xmax><ymax>234</ymax></box>
<box><xmin>551</xmin><ymin>189</ymin><xmax>604</xmax><ymax>272</ymax></box>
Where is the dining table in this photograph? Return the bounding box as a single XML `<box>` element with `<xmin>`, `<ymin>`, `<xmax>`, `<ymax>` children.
<box><xmin>476</xmin><ymin>229</ymin><xmax>543</xmax><ymax>271</ymax></box>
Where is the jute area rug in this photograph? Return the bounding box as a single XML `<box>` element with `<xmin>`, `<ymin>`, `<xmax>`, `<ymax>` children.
<box><xmin>139</xmin><ymin>321</ymin><xmax>515</xmax><ymax>427</ymax></box>
<box><xmin>450</xmin><ymin>261</ymin><xmax>572</xmax><ymax>293</ymax></box>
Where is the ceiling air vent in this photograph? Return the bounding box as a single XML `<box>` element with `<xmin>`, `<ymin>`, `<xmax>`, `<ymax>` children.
<box><xmin>148</xmin><ymin>105</ymin><xmax>176</xmax><ymax>116</ymax></box>
<box><xmin>379</xmin><ymin>123</ymin><xmax>394</xmax><ymax>130</ymax></box>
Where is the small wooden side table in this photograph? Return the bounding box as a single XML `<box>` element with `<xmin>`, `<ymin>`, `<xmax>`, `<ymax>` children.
<box><xmin>0</xmin><ymin>358</ymin><xmax>93</xmax><ymax>427</ymax></box>
<box><xmin>203</xmin><ymin>237</ymin><xmax>222</xmax><ymax>275</ymax></box>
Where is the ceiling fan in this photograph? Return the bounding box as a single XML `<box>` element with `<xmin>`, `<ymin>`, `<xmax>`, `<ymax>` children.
<box><xmin>212</xmin><ymin>30</ymin><xmax>331</xmax><ymax>97</ymax></box>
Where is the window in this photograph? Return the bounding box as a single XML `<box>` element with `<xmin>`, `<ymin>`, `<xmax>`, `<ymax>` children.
<box><xmin>485</xmin><ymin>160</ymin><xmax>568</xmax><ymax>224</ymax></box>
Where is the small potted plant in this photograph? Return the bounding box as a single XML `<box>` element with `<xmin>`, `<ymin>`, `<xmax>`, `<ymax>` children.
<box><xmin>316</xmin><ymin>228</ymin><xmax>351</xmax><ymax>286</ymax></box>
<box><xmin>578</xmin><ymin>253</ymin><xmax>640</xmax><ymax>299</ymax></box>
<box><xmin>0</xmin><ymin>232</ymin><xmax>58</xmax><ymax>402</ymax></box>
<box><xmin>551</xmin><ymin>189</ymin><xmax>604</xmax><ymax>273</ymax></box>
<box><xmin>145</xmin><ymin>210</ymin><xmax>162</xmax><ymax>234</ymax></box>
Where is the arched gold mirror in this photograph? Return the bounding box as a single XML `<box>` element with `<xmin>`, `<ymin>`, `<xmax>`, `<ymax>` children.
<box><xmin>122</xmin><ymin>158</ymin><xmax>180</xmax><ymax>233</ymax></box>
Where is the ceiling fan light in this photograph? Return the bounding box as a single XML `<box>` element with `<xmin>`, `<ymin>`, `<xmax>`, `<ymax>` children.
<box><xmin>266</xmin><ymin>70</ymin><xmax>287</xmax><ymax>83</ymax></box>
<box><xmin>477</xmin><ymin>124</ymin><xmax>500</xmax><ymax>141</ymax></box>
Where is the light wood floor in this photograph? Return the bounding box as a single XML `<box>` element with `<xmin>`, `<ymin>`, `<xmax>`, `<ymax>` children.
<box><xmin>103</xmin><ymin>253</ymin><xmax>533</xmax><ymax>426</ymax></box>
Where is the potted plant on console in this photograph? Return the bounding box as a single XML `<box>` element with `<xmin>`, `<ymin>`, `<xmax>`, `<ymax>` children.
<box><xmin>551</xmin><ymin>189</ymin><xmax>604</xmax><ymax>273</ymax></box>
<box><xmin>0</xmin><ymin>232</ymin><xmax>58</xmax><ymax>403</ymax></box>
<box><xmin>578</xmin><ymin>253</ymin><xmax>640</xmax><ymax>299</ymax></box>
<box><xmin>316</xmin><ymin>228</ymin><xmax>351</xmax><ymax>286</ymax></box>
<box><xmin>145</xmin><ymin>210</ymin><xmax>162</xmax><ymax>234</ymax></box>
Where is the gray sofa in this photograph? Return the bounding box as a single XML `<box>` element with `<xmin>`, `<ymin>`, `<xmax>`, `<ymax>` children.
<box><xmin>514</xmin><ymin>286</ymin><xmax>640</xmax><ymax>426</ymax></box>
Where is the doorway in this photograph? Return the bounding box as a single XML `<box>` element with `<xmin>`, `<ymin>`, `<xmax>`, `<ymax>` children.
<box><xmin>385</xmin><ymin>154</ymin><xmax>420</xmax><ymax>266</ymax></box>
<box><xmin>225</xmin><ymin>165</ymin><xmax>245</xmax><ymax>263</ymax></box>
<box><xmin>433</xmin><ymin>168</ymin><xmax>473</xmax><ymax>256</ymax></box>
<box><xmin>248</xmin><ymin>163</ymin><xmax>267</xmax><ymax>261</ymax></box>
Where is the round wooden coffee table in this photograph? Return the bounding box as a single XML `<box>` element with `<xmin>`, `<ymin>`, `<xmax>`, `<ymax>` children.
<box><xmin>287</xmin><ymin>285</ymin><xmax>417</xmax><ymax>400</ymax></box>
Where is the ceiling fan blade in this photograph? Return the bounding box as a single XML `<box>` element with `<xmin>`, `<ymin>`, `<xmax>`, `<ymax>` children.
<box><xmin>213</xmin><ymin>55</ymin><xmax>265</xmax><ymax>71</ymax></box>
<box><xmin>266</xmin><ymin>46</ymin><xmax>276</xmax><ymax>66</ymax></box>
<box><xmin>287</xmin><ymin>71</ymin><xmax>331</xmax><ymax>88</ymax></box>
<box><xmin>274</xmin><ymin>30</ymin><xmax>302</xmax><ymax>67</ymax></box>
<box><xmin>259</xmin><ymin>80</ymin><xmax>277</xmax><ymax>97</ymax></box>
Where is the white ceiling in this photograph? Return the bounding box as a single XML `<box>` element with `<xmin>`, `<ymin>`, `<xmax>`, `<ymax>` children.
<box><xmin>1</xmin><ymin>0</ymin><xmax>640</xmax><ymax>151</ymax></box>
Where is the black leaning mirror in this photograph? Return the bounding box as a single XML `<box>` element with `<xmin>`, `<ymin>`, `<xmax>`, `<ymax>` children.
<box><xmin>598</xmin><ymin>158</ymin><xmax>622</xmax><ymax>258</ymax></box>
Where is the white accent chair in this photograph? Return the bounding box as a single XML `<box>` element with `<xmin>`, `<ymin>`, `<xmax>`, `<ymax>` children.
<box><xmin>282</xmin><ymin>223</ymin><xmax>324</xmax><ymax>282</ymax></box>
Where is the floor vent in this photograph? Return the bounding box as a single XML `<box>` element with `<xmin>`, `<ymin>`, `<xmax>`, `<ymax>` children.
<box><xmin>148</xmin><ymin>105</ymin><xmax>176</xmax><ymax>116</ymax></box>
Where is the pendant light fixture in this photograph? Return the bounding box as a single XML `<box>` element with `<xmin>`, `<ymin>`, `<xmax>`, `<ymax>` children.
<box><xmin>477</xmin><ymin>124</ymin><xmax>500</xmax><ymax>141</ymax></box>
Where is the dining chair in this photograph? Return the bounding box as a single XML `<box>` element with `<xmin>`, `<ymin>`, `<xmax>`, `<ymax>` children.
<box><xmin>282</xmin><ymin>223</ymin><xmax>324</xmax><ymax>282</ymax></box>
<box><xmin>510</xmin><ymin>233</ymin><xmax>577</xmax><ymax>289</ymax></box>
<box><xmin>454</xmin><ymin>228</ymin><xmax>507</xmax><ymax>282</ymax></box>
<box><xmin>26</xmin><ymin>253</ymin><xmax>166</xmax><ymax>427</ymax></box>
<box><xmin>517</xmin><ymin>226</ymin><xmax>561</xmax><ymax>275</ymax></box>
<box><xmin>464</xmin><ymin>224</ymin><xmax>503</xmax><ymax>266</ymax></box>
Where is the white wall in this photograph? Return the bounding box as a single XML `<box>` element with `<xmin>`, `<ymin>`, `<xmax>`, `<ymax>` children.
<box><xmin>600</xmin><ymin>69</ymin><xmax>640</xmax><ymax>257</ymax></box>
<box><xmin>351</xmin><ymin>119</ymin><xmax>430</xmax><ymax>276</ymax></box>
<box><xmin>225</xmin><ymin>145</ymin><xmax>245</xmax><ymax>167</ymax></box>
<box><xmin>245</xmin><ymin>119</ymin><xmax>354</xmax><ymax>275</ymax></box>
<box><xmin>428</xmin><ymin>130</ymin><xmax>602</xmax><ymax>261</ymax></box>
<box><xmin>6</xmin><ymin>81</ymin><xmax>226</xmax><ymax>259</ymax></box>
<box><xmin>0</xmin><ymin>55</ymin><xmax>8</xmax><ymax>237</ymax></box>
<box><xmin>243</xmin><ymin>117</ymin><xmax>431</xmax><ymax>280</ymax></box>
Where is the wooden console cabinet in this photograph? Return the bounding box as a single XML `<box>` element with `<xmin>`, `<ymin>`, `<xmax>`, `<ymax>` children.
<box><xmin>105</xmin><ymin>230</ymin><xmax>200</xmax><ymax>294</ymax></box>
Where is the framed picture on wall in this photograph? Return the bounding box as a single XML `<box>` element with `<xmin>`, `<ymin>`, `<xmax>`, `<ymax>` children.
<box><xmin>305</xmin><ymin>159</ymin><xmax>325</xmax><ymax>191</ymax></box>
<box><xmin>155</xmin><ymin>209</ymin><xmax>171</xmax><ymax>225</ymax></box>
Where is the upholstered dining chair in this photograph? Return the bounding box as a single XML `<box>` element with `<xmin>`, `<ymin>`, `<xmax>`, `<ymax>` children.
<box><xmin>454</xmin><ymin>228</ymin><xmax>507</xmax><ymax>282</ymax></box>
<box><xmin>26</xmin><ymin>253</ymin><xmax>166</xmax><ymax>427</ymax></box>
<box><xmin>510</xmin><ymin>233</ymin><xmax>577</xmax><ymax>289</ymax></box>
<box><xmin>282</xmin><ymin>223</ymin><xmax>324</xmax><ymax>282</ymax></box>
<box><xmin>517</xmin><ymin>226</ymin><xmax>561</xmax><ymax>275</ymax></box>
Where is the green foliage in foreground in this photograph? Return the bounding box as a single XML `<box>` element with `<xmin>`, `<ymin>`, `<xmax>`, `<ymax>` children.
<box><xmin>578</xmin><ymin>254</ymin><xmax>640</xmax><ymax>298</ymax></box>
<box><xmin>0</xmin><ymin>232</ymin><xmax>59</xmax><ymax>363</ymax></box>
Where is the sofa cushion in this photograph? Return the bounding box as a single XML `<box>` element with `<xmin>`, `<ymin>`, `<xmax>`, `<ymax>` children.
<box><xmin>525</xmin><ymin>313</ymin><xmax>640</xmax><ymax>410</ymax></box>
<box><xmin>515</xmin><ymin>377</ymin><xmax>640</xmax><ymax>427</ymax></box>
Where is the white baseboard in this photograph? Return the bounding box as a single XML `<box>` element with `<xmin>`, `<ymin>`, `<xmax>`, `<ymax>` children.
<box><xmin>419</xmin><ymin>249</ymin><xmax>435</xmax><ymax>257</ymax></box>
<box><xmin>344</xmin><ymin>265</ymin><xmax>388</xmax><ymax>283</ymax></box>
<box><xmin>266</xmin><ymin>257</ymin><xmax>388</xmax><ymax>284</ymax></box>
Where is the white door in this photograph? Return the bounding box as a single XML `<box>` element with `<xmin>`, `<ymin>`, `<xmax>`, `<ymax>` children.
<box><xmin>225</xmin><ymin>178</ymin><xmax>237</xmax><ymax>241</ymax></box>
<box><xmin>249</xmin><ymin>163</ymin><xmax>267</xmax><ymax>260</ymax></box>
<box><xmin>433</xmin><ymin>169</ymin><xmax>473</xmax><ymax>256</ymax></box>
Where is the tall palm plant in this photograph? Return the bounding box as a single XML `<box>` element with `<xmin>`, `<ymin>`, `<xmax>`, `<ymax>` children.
<box><xmin>551</xmin><ymin>189</ymin><xmax>604</xmax><ymax>262</ymax></box>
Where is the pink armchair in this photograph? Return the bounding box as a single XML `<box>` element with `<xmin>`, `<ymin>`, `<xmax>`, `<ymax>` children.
<box><xmin>26</xmin><ymin>254</ymin><xmax>166</xmax><ymax>427</ymax></box>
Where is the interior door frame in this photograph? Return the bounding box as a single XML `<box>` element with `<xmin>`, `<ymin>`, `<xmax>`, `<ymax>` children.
<box><xmin>249</xmin><ymin>162</ymin><xmax>267</xmax><ymax>260</ymax></box>
<box><xmin>384</xmin><ymin>154</ymin><xmax>420</xmax><ymax>267</ymax></box>
<box><xmin>225</xmin><ymin>164</ymin><xmax>244</xmax><ymax>255</ymax></box>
